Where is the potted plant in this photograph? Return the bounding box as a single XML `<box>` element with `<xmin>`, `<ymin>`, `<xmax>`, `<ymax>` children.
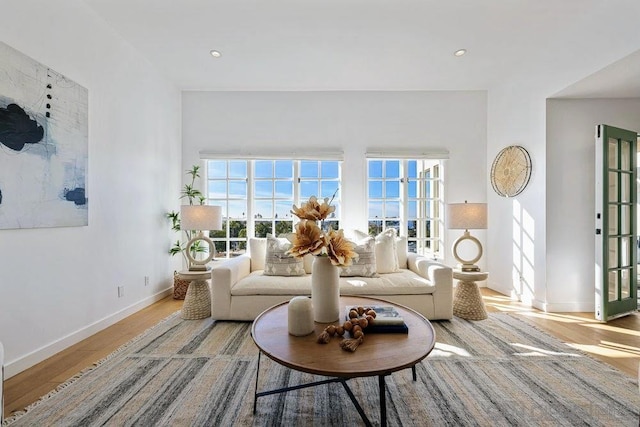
<box><xmin>167</xmin><ymin>165</ymin><xmax>208</xmax><ymax>298</ymax></box>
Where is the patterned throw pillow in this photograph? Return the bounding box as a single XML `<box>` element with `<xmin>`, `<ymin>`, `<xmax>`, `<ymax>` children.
<box><xmin>264</xmin><ymin>236</ymin><xmax>305</xmax><ymax>276</ymax></box>
<box><xmin>354</xmin><ymin>228</ymin><xmax>399</xmax><ymax>273</ymax></box>
<box><xmin>340</xmin><ymin>237</ymin><xmax>377</xmax><ymax>277</ymax></box>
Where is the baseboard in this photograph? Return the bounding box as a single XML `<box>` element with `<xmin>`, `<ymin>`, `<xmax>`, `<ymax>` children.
<box><xmin>4</xmin><ymin>288</ymin><xmax>173</xmax><ymax>379</ymax></box>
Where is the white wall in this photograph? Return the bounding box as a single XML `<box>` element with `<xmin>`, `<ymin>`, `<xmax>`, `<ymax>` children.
<box><xmin>0</xmin><ymin>1</ymin><xmax>182</xmax><ymax>377</ymax></box>
<box><xmin>182</xmin><ymin>91</ymin><xmax>488</xmax><ymax>269</ymax></box>
<box><xmin>486</xmin><ymin>84</ymin><xmax>548</xmax><ymax>308</ymax></box>
<box><xmin>546</xmin><ymin>98</ymin><xmax>640</xmax><ymax>311</ymax></box>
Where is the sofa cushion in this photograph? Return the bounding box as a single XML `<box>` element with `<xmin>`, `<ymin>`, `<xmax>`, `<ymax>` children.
<box><xmin>231</xmin><ymin>268</ymin><xmax>434</xmax><ymax>296</ymax></box>
<box><xmin>340</xmin><ymin>237</ymin><xmax>377</xmax><ymax>277</ymax></box>
<box><xmin>233</xmin><ymin>270</ymin><xmax>310</xmax><ymax>295</ymax></box>
<box><xmin>340</xmin><ymin>270</ymin><xmax>434</xmax><ymax>295</ymax></box>
<box><xmin>263</xmin><ymin>236</ymin><xmax>305</xmax><ymax>276</ymax></box>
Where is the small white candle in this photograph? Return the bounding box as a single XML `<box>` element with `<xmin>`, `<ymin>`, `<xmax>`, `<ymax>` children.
<box><xmin>288</xmin><ymin>296</ymin><xmax>315</xmax><ymax>336</ymax></box>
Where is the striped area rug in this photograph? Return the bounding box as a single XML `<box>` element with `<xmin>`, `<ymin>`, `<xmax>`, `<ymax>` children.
<box><xmin>4</xmin><ymin>313</ymin><xmax>639</xmax><ymax>426</ymax></box>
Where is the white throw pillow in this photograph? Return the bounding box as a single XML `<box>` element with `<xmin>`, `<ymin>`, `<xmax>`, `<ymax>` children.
<box><xmin>354</xmin><ymin>228</ymin><xmax>399</xmax><ymax>273</ymax></box>
<box><xmin>340</xmin><ymin>237</ymin><xmax>377</xmax><ymax>277</ymax></box>
<box><xmin>303</xmin><ymin>254</ymin><xmax>314</xmax><ymax>274</ymax></box>
<box><xmin>396</xmin><ymin>235</ymin><xmax>408</xmax><ymax>269</ymax></box>
<box><xmin>249</xmin><ymin>238</ymin><xmax>266</xmax><ymax>271</ymax></box>
<box><xmin>264</xmin><ymin>236</ymin><xmax>305</xmax><ymax>276</ymax></box>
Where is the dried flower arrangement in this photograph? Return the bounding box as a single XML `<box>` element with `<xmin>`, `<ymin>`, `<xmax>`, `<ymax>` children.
<box><xmin>286</xmin><ymin>194</ymin><xmax>358</xmax><ymax>267</ymax></box>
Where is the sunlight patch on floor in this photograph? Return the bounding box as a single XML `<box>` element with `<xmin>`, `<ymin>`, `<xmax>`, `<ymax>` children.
<box><xmin>511</xmin><ymin>343</ymin><xmax>582</xmax><ymax>357</ymax></box>
<box><xmin>515</xmin><ymin>311</ymin><xmax>585</xmax><ymax>323</ymax></box>
<box><xmin>432</xmin><ymin>342</ymin><xmax>472</xmax><ymax>357</ymax></box>
<box><xmin>484</xmin><ymin>302</ymin><xmax>535</xmax><ymax>312</ymax></box>
<box><xmin>598</xmin><ymin>340</ymin><xmax>640</xmax><ymax>356</ymax></box>
<box><xmin>566</xmin><ymin>343</ymin><xmax>639</xmax><ymax>358</ymax></box>
<box><xmin>582</xmin><ymin>323</ymin><xmax>640</xmax><ymax>337</ymax></box>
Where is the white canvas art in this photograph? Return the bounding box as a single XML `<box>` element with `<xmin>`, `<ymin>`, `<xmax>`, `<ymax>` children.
<box><xmin>0</xmin><ymin>42</ymin><xmax>88</xmax><ymax>229</ymax></box>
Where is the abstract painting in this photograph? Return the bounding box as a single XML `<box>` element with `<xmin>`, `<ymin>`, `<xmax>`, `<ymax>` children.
<box><xmin>0</xmin><ymin>42</ymin><xmax>88</xmax><ymax>229</ymax></box>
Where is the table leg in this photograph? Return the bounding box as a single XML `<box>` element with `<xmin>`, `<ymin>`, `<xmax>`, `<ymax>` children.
<box><xmin>253</xmin><ymin>351</ymin><xmax>262</xmax><ymax>414</ymax></box>
<box><xmin>340</xmin><ymin>380</ymin><xmax>373</xmax><ymax>427</ymax></box>
<box><xmin>379</xmin><ymin>375</ymin><xmax>387</xmax><ymax>427</ymax></box>
<box><xmin>253</xmin><ymin>359</ymin><xmax>390</xmax><ymax>427</ymax></box>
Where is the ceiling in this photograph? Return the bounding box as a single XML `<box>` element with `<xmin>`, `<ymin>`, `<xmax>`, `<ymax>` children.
<box><xmin>84</xmin><ymin>0</ymin><xmax>640</xmax><ymax>96</ymax></box>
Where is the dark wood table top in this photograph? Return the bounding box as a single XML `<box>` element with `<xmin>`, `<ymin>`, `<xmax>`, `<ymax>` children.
<box><xmin>251</xmin><ymin>296</ymin><xmax>436</xmax><ymax>378</ymax></box>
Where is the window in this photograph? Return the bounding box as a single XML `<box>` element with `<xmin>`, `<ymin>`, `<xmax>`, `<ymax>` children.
<box><xmin>207</xmin><ymin>160</ymin><xmax>248</xmax><ymax>257</ymax></box>
<box><xmin>206</xmin><ymin>159</ymin><xmax>341</xmax><ymax>257</ymax></box>
<box><xmin>254</xmin><ymin>160</ymin><xmax>295</xmax><ymax>237</ymax></box>
<box><xmin>367</xmin><ymin>159</ymin><xmax>443</xmax><ymax>256</ymax></box>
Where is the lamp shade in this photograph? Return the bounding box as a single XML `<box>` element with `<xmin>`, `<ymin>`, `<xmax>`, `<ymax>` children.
<box><xmin>180</xmin><ymin>205</ymin><xmax>222</xmax><ymax>231</ymax></box>
<box><xmin>447</xmin><ymin>202</ymin><xmax>487</xmax><ymax>230</ymax></box>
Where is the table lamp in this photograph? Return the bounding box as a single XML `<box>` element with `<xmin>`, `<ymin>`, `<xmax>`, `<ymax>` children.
<box><xmin>447</xmin><ymin>201</ymin><xmax>487</xmax><ymax>272</ymax></box>
<box><xmin>180</xmin><ymin>205</ymin><xmax>223</xmax><ymax>271</ymax></box>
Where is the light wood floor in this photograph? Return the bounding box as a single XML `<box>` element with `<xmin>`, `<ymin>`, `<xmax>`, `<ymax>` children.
<box><xmin>3</xmin><ymin>290</ymin><xmax>639</xmax><ymax>418</ymax></box>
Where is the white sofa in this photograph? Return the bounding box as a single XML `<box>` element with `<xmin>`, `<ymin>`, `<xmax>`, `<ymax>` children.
<box><xmin>210</xmin><ymin>236</ymin><xmax>453</xmax><ymax>321</ymax></box>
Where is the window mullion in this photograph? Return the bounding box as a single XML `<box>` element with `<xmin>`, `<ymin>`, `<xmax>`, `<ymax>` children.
<box><xmin>293</xmin><ymin>161</ymin><xmax>300</xmax><ymax>205</ymax></box>
<box><xmin>247</xmin><ymin>161</ymin><xmax>255</xmax><ymax>238</ymax></box>
<box><xmin>400</xmin><ymin>160</ymin><xmax>408</xmax><ymax>238</ymax></box>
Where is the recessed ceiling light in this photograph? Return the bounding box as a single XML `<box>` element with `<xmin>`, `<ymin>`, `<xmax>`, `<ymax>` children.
<box><xmin>210</xmin><ymin>50</ymin><xmax>221</xmax><ymax>58</ymax></box>
<box><xmin>454</xmin><ymin>49</ymin><xmax>467</xmax><ymax>57</ymax></box>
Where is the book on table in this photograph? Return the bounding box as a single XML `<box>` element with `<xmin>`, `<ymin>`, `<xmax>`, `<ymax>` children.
<box><xmin>345</xmin><ymin>305</ymin><xmax>409</xmax><ymax>334</ymax></box>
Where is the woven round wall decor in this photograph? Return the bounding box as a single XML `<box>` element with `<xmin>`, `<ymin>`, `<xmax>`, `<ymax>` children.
<box><xmin>490</xmin><ymin>145</ymin><xmax>532</xmax><ymax>197</ymax></box>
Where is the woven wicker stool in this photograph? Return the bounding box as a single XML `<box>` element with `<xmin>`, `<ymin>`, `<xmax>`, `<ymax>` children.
<box><xmin>178</xmin><ymin>270</ymin><xmax>212</xmax><ymax>319</ymax></box>
<box><xmin>453</xmin><ymin>270</ymin><xmax>489</xmax><ymax>320</ymax></box>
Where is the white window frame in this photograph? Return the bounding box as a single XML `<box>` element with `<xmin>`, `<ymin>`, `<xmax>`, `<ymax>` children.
<box><xmin>204</xmin><ymin>158</ymin><xmax>342</xmax><ymax>258</ymax></box>
<box><xmin>366</xmin><ymin>158</ymin><xmax>445</xmax><ymax>257</ymax></box>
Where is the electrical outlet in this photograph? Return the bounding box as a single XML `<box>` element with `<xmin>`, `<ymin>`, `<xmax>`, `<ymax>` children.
<box><xmin>144</xmin><ymin>276</ymin><xmax>149</xmax><ymax>287</ymax></box>
<box><xmin>118</xmin><ymin>286</ymin><xmax>125</xmax><ymax>298</ymax></box>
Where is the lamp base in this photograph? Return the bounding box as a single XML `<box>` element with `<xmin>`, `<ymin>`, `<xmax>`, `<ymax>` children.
<box><xmin>452</xmin><ymin>230</ymin><xmax>483</xmax><ymax>273</ymax></box>
<box><xmin>457</xmin><ymin>263</ymin><xmax>480</xmax><ymax>272</ymax></box>
<box><xmin>185</xmin><ymin>232</ymin><xmax>216</xmax><ymax>272</ymax></box>
<box><xmin>188</xmin><ymin>264</ymin><xmax>211</xmax><ymax>272</ymax></box>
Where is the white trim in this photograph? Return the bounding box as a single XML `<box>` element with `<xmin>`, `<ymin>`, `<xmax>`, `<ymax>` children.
<box><xmin>366</xmin><ymin>149</ymin><xmax>450</xmax><ymax>159</ymax></box>
<box><xmin>199</xmin><ymin>150</ymin><xmax>344</xmax><ymax>160</ymax></box>
<box><xmin>3</xmin><ymin>288</ymin><xmax>172</xmax><ymax>379</ymax></box>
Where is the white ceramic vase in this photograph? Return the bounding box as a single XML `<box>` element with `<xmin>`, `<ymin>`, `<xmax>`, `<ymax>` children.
<box><xmin>311</xmin><ymin>255</ymin><xmax>340</xmax><ymax>323</ymax></box>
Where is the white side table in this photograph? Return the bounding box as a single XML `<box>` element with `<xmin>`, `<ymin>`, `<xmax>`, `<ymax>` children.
<box><xmin>178</xmin><ymin>270</ymin><xmax>212</xmax><ymax>319</ymax></box>
<box><xmin>453</xmin><ymin>270</ymin><xmax>489</xmax><ymax>320</ymax></box>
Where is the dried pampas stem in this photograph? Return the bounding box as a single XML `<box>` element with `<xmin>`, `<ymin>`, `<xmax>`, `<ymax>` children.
<box><xmin>339</xmin><ymin>336</ymin><xmax>364</xmax><ymax>352</ymax></box>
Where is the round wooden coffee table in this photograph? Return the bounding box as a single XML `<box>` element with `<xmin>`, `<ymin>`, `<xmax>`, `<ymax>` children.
<box><xmin>251</xmin><ymin>296</ymin><xmax>436</xmax><ymax>427</ymax></box>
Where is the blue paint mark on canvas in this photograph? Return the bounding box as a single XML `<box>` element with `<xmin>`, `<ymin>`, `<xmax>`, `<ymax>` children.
<box><xmin>0</xmin><ymin>103</ymin><xmax>44</xmax><ymax>151</ymax></box>
<box><xmin>64</xmin><ymin>187</ymin><xmax>86</xmax><ymax>206</ymax></box>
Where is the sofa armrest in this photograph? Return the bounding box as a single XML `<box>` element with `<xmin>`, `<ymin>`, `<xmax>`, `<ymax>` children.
<box><xmin>210</xmin><ymin>254</ymin><xmax>251</xmax><ymax>319</ymax></box>
<box><xmin>407</xmin><ymin>252</ymin><xmax>453</xmax><ymax>319</ymax></box>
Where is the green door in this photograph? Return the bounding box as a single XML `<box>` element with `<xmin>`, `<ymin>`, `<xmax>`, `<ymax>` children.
<box><xmin>595</xmin><ymin>124</ymin><xmax>638</xmax><ymax>321</ymax></box>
